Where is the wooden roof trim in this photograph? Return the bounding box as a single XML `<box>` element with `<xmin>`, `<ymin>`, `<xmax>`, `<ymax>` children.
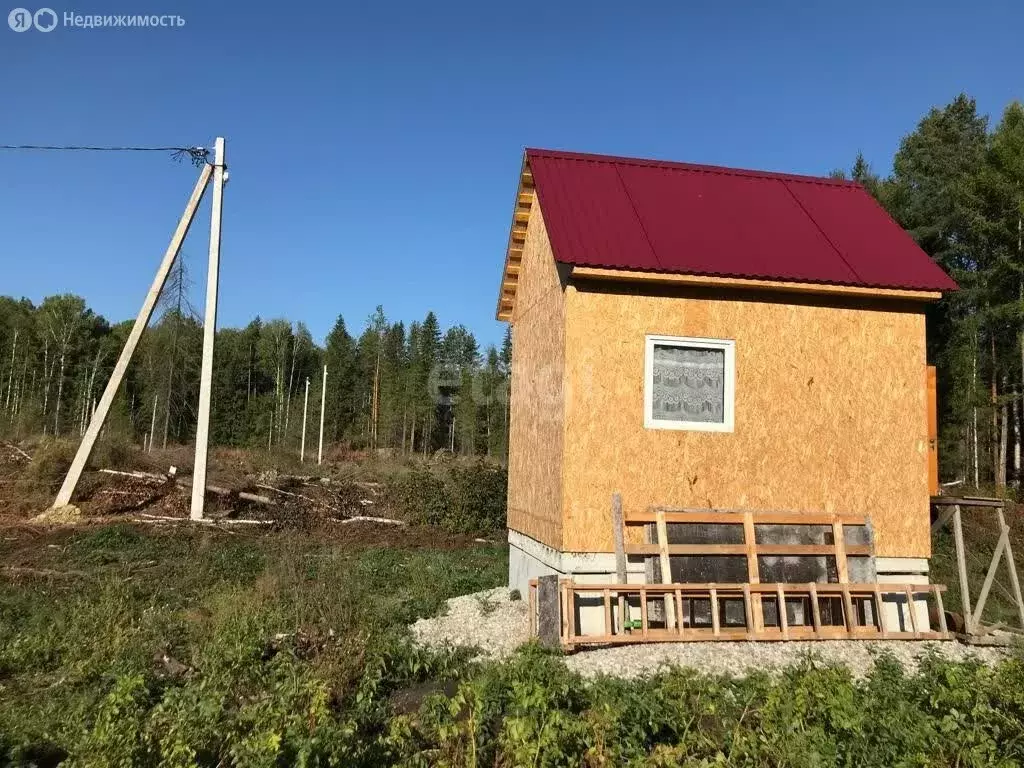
<box><xmin>569</xmin><ymin>266</ymin><xmax>944</xmax><ymax>302</ymax></box>
<box><xmin>496</xmin><ymin>153</ymin><xmax>535</xmax><ymax>321</ymax></box>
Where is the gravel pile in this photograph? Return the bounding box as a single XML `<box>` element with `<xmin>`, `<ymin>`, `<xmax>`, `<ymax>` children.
<box><xmin>412</xmin><ymin>588</ymin><xmax>530</xmax><ymax>659</ymax></box>
<box><xmin>411</xmin><ymin>589</ymin><xmax>1007</xmax><ymax>679</ymax></box>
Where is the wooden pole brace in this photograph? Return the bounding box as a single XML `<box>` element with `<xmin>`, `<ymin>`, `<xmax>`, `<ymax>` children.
<box><xmin>52</xmin><ymin>162</ymin><xmax>213</xmax><ymax>509</ymax></box>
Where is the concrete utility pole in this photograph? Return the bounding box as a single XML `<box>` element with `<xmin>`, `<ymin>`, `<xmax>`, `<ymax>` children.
<box><xmin>51</xmin><ymin>161</ymin><xmax>213</xmax><ymax>509</ymax></box>
<box><xmin>318</xmin><ymin>365</ymin><xmax>327</xmax><ymax>465</ymax></box>
<box><xmin>148</xmin><ymin>394</ymin><xmax>158</xmax><ymax>453</ymax></box>
<box><xmin>300</xmin><ymin>377</ymin><xmax>310</xmax><ymax>462</ymax></box>
<box><xmin>190</xmin><ymin>137</ymin><xmax>227</xmax><ymax>520</ymax></box>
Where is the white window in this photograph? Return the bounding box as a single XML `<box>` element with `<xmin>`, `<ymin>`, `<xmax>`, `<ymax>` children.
<box><xmin>644</xmin><ymin>335</ymin><xmax>735</xmax><ymax>432</ymax></box>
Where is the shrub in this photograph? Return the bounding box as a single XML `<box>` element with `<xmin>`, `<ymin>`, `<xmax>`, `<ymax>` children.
<box><xmin>389</xmin><ymin>469</ymin><xmax>451</xmax><ymax>527</ymax></box>
<box><xmin>387</xmin><ymin>462</ymin><xmax>507</xmax><ymax>534</ymax></box>
<box><xmin>447</xmin><ymin>462</ymin><xmax>506</xmax><ymax>534</ymax></box>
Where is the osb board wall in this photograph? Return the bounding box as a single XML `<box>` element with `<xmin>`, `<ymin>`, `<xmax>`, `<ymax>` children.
<box><xmin>561</xmin><ymin>282</ymin><xmax>931</xmax><ymax>558</ymax></box>
<box><xmin>506</xmin><ymin>202</ymin><xmax>565</xmax><ymax>549</ymax></box>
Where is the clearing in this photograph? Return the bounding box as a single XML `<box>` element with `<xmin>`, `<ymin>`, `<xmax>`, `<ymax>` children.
<box><xmin>2</xmin><ymin>440</ymin><xmax>1024</xmax><ymax>765</ymax></box>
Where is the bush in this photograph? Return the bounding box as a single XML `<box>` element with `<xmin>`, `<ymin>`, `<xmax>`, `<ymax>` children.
<box><xmin>447</xmin><ymin>462</ymin><xmax>506</xmax><ymax>534</ymax></box>
<box><xmin>387</xmin><ymin>462</ymin><xmax>506</xmax><ymax>534</ymax></box>
<box><xmin>397</xmin><ymin>647</ymin><xmax>1024</xmax><ymax>767</ymax></box>
<box><xmin>15</xmin><ymin>438</ymin><xmax>75</xmax><ymax>493</ymax></box>
<box><xmin>389</xmin><ymin>469</ymin><xmax>451</xmax><ymax>527</ymax></box>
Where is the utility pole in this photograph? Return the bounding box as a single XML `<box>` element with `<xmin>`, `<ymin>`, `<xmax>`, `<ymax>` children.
<box><xmin>300</xmin><ymin>377</ymin><xmax>310</xmax><ymax>462</ymax></box>
<box><xmin>190</xmin><ymin>137</ymin><xmax>227</xmax><ymax>520</ymax></box>
<box><xmin>148</xmin><ymin>394</ymin><xmax>158</xmax><ymax>453</ymax></box>
<box><xmin>51</xmin><ymin>160</ymin><xmax>213</xmax><ymax>509</ymax></box>
<box><xmin>318</xmin><ymin>364</ymin><xmax>327</xmax><ymax>465</ymax></box>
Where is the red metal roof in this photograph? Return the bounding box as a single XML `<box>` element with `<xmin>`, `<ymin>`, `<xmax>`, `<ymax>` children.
<box><xmin>524</xmin><ymin>148</ymin><xmax>958</xmax><ymax>292</ymax></box>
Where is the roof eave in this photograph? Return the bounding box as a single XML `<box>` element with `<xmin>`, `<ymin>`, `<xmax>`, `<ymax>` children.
<box><xmin>568</xmin><ymin>265</ymin><xmax>949</xmax><ymax>302</ymax></box>
<box><xmin>495</xmin><ymin>153</ymin><xmax>534</xmax><ymax>321</ymax></box>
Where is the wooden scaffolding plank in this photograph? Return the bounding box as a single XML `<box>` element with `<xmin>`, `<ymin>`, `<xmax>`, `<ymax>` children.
<box><xmin>776</xmin><ymin>584</ymin><xmax>789</xmax><ymax>640</ymax></box>
<box><xmin>997</xmin><ymin>506</ymin><xmax>1024</xmax><ymax>630</ymax></box>
<box><xmin>841</xmin><ymin>584</ymin><xmax>856</xmax><ymax>632</ymax></box>
<box><xmin>743</xmin><ymin>511</ymin><xmax>764</xmax><ymax>632</ymax></box>
<box><xmin>710</xmin><ymin>587</ymin><xmax>721</xmax><ymax>637</ymax></box>
<box><xmin>809</xmin><ymin>582</ymin><xmax>822</xmax><ymax>637</ymax></box>
<box><xmin>655</xmin><ymin>508</ymin><xmax>676</xmax><ymax>629</ymax></box>
<box><xmin>611</xmin><ymin>493</ymin><xmax>627</xmax><ymax>633</ymax></box>
<box><xmin>951</xmin><ymin>505</ymin><xmax>974</xmax><ymax>634</ymax></box>
<box><xmin>832</xmin><ymin>518</ymin><xmax>850</xmax><ymax>584</ymax></box>
<box><xmin>971</xmin><ymin>525</ymin><xmax>1009</xmax><ymax>631</ymax></box>
<box><xmin>905</xmin><ymin>585</ymin><xmax>920</xmax><ymax>638</ymax></box>
<box><xmin>640</xmin><ymin>585</ymin><xmax>649</xmax><ymax>639</ymax></box>
<box><xmin>873</xmin><ymin>583</ymin><xmax>885</xmax><ymax>631</ymax></box>
<box><xmin>625</xmin><ymin>543</ymin><xmax>872</xmax><ymax>557</ymax></box>
<box><xmin>933</xmin><ymin>584</ymin><xmax>948</xmax><ymax>634</ymax></box>
<box><xmin>528</xmin><ymin>579</ymin><xmax>536</xmax><ymax>637</ymax></box>
<box><xmin>638</xmin><ymin>508</ymin><xmax>869</xmax><ymax>525</ymax></box>
<box><xmin>675</xmin><ymin>588</ymin><xmax>685</xmax><ymax>636</ymax></box>
<box><xmin>742</xmin><ymin>584</ymin><xmax>754</xmax><ymax>636</ymax></box>
<box><xmin>603</xmin><ymin>589</ymin><xmax>612</xmax><ymax>637</ymax></box>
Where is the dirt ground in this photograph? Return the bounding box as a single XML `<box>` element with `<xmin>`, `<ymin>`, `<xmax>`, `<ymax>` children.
<box><xmin>0</xmin><ymin>439</ymin><xmax>486</xmax><ymax>551</ymax></box>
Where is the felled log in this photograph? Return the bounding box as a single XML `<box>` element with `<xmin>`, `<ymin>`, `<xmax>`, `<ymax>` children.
<box><xmin>99</xmin><ymin>468</ymin><xmax>167</xmax><ymax>482</ymax></box>
<box><xmin>332</xmin><ymin>515</ymin><xmax>406</xmax><ymax>526</ymax></box>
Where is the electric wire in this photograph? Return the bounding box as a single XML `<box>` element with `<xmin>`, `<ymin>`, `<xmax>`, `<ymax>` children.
<box><xmin>0</xmin><ymin>144</ymin><xmax>210</xmax><ymax>166</ymax></box>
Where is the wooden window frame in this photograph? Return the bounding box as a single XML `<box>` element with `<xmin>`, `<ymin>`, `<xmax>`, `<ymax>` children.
<box><xmin>643</xmin><ymin>335</ymin><xmax>735</xmax><ymax>433</ymax></box>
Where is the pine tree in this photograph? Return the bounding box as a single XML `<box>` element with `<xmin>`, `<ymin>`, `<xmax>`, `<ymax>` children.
<box><xmin>323</xmin><ymin>315</ymin><xmax>356</xmax><ymax>443</ymax></box>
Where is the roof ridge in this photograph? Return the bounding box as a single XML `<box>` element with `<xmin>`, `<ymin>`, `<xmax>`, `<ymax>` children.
<box><xmin>524</xmin><ymin>147</ymin><xmax>861</xmax><ymax>189</ymax></box>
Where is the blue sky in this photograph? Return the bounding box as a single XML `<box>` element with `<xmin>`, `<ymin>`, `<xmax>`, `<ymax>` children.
<box><xmin>1</xmin><ymin>0</ymin><xmax>1021</xmax><ymax>349</ymax></box>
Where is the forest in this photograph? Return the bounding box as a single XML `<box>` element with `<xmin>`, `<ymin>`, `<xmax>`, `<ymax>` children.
<box><xmin>2</xmin><ymin>93</ymin><xmax>1023</xmax><ymax>489</ymax></box>
<box><xmin>0</xmin><ymin>262</ymin><xmax>513</xmax><ymax>461</ymax></box>
<box><xmin>826</xmin><ymin>95</ymin><xmax>1024</xmax><ymax>490</ymax></box>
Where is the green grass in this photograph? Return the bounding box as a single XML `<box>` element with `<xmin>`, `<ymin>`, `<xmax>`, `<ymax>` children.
<box><xmin>0</xmin><ymin>523</ymin><xmax>506</xmax><ymax>766</ymax></box>
<box><xmin>4</xmin><ymin>520</ymin><xmax>1024</xmax><ymax>766</ymax></box>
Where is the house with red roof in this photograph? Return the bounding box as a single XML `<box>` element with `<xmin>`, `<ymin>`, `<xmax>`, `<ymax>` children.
<box><xmin>497</xmin><ymin>149</ymin><xmax>957</xmax><ymax>638</ymax></box>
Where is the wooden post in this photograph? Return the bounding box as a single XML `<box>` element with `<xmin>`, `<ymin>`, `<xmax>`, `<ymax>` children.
<box><xmin>528</xmin><ymin>581</ymin><xmax>536</xmax><ymax>637</ymax></box>
<box><xmin>317</xmin><ymin>365</ymin><xmax>327</xmax><ymax>465</ymax></box>
<box><xmin>841</xmin><ymin>584</ymin><xmax>856</xmax><ymax>632</ymax></box>
<box><xmin>190</xmin><ymin>137</ymin><xmax>226</xmax><ymax>521</ymax></box>
<box><xmin>640</xmin><ymin>585</ymin><xmax>649</xmax><ymax>639</ymax></box>
<box><xmin>873</xmin><ymin>583</ymin><xmax>885</xmax><ymax>631</ymax></box>
<box><xmin>300</xmin><ymin>377</ymin><xmax>310</xmax><ymax>463</ymax></box>
<box><xmin>951</xmin><ymin>505</ymin><xmax>973</xmax><ymax>633</ymax></box>
<box><xmin>809</xmin><ymin>583</ymin><xmax>822</xmax><ymax>636</ymax></box>
<box><xmin>742</xmin><ymin>584</ymin><xmax>754</xmax><ymax>637</ymax></box>
<box><xmin>832</xmin><ymin>518</ymin><xmax>850</xmax><ymax>584</ymax></box>
<box><xmin>603</xmin><ymin>589</ymin><xmax>612</xmax><ymax>637</ymax></box>
<box><xmin>710</xmin><ymin>587</ymin><xmax>721</xmax><ymax>637</ymax></box>
<box><xmin>743</xmin><ymin>511</ymin><xmax>764</xmax><ymax>631</ymax></box>
<box><xmin>971</xmin><ymin>526</ymin><xmax>1008</xmax><ymax>631</ymax></box>
<box><xmin>52</xmin><ymin>162</ymin><xmax>212</xmax><ymax>509</ymax></box>
<box><xmin>655</xmin><ymin>508</ymin><xmax>675</xmax><ymax>629</ymax></box>
<box><xmin>997</xmin><ymin>507</ymin><xmax>1024</xmax><ymax>630</ymax></box>
<box><xmin>675</xmin><ymin>587</ymin><xmax>685</xmax><ymax>635</ymax></box>
<box><xmin>536</xmin><ymin>575</ymin><xmax>560</xmax><ymax>647</ymax></box>
<box><xmin>905</xmin><ymin>586</ymin><xmax>920</xmax><ymax>638</ymax></box>
<box><xmin>933</xmin><ymin>585</ymin><xmax>948</xmax><ymax>635</ymax></box>
<box><xmin>612</xmin><ymin>493</ymin><xmax>627</xmax><ymax>631</ymax></box>
<box><xmin>776</xmin><ymin>584</ymin><xmax>789</xmax><ymax>640</ymax></box>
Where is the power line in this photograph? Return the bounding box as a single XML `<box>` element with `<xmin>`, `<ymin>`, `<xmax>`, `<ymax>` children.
<box><xmin>0</xmin><ymin>144</ymin><xmax>210</xmax><ymax>166</ymax></box>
